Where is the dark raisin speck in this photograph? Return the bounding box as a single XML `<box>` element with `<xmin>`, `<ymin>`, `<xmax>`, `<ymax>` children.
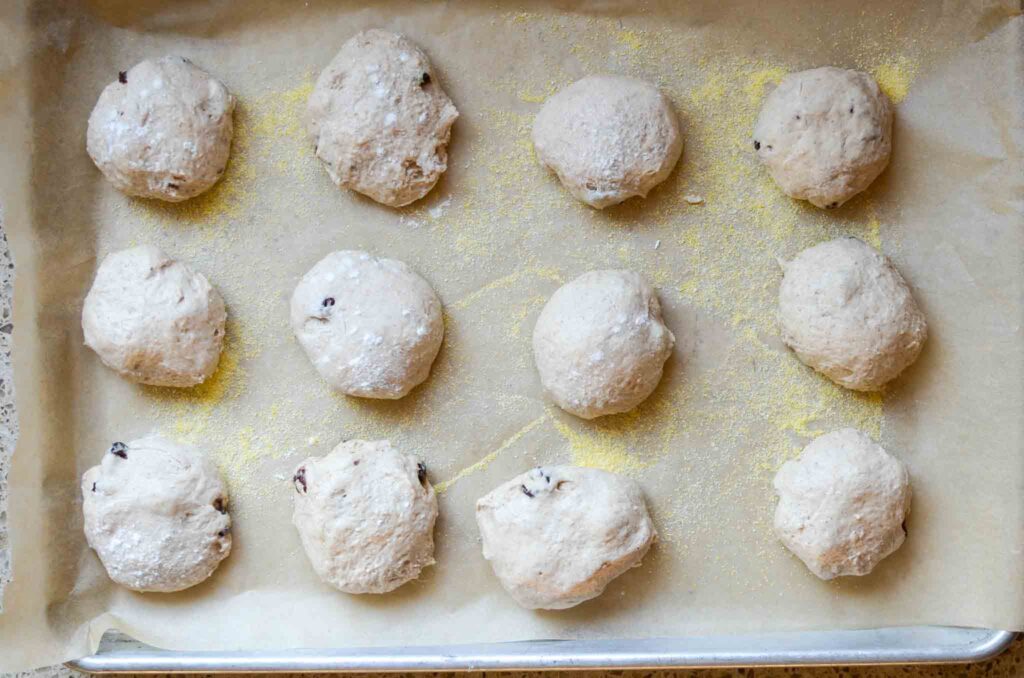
<box><xmin>91</xmin><ymin>482</ymin><xmax>97</xmax><ymax>492</ymax></box>
<box><xmin>293</xmin><ymin>467</ymin><xmax>308</xmax><ymax>493</ymax></box>
<box><xmin>353</xmin><ymin>459</ymin><xmax>360</xmax><ymax>466</ymax></box>
<box><xmin>766</xmin><ymin>144</ymin><xmax>773</xmax><ymax>150</ymax></box>
<box><xmin>417</xmin><ymin>462</ymin><xmax>427</xmax><ymax>485</ymax></box>
<box><xmin>213</xmin><ymin>497</ymin><xmax>227</xmax><ymax>514</ymax></box>
<box><xmin>826</xmin><ymin>201</ymin><xmax>839</xmax><ymax>209</ymax></box>
<box><xmin>110</xmin><ymin>442</ymin><xmax>128</xmax><ymax>459</ymax></box>
<box><xmin>753</xmin><ymin>140</ymin><xmax>761</xmax><ymax>150</ymax></box>
<box><xmin>118</xmin><ymin>71</ymin><xmax>127</xmax><ymax>84</ymax></box>
<box><xmin>167</xmin><ymin>183</ymin><xmax>179</xmax><ymax>190</ymax></box>
<box><xmin>322</xmin><ymin>297</ymin><xmax>335</xmax><ymax>307</ymax></box>
<box><xmin>420</xmin><ymin>72</ymin><xmax>431</xmax><ymax>85</ymax></box>
<box><xmin>795</xmin><ymin>114</ymin><xmax>801</xmax><ymax>120</ymax></box>
<box><xmin>217</xmin><ymin>529</ymin><xmax>229</xmax><ymax>537</ymax></box>
<box><xmin>849</xmin><ymin>107</ymin><xmax>855</xmax><ymax>114</ymax></box>
<box><xmin>521</xmin><ymin>484</ymin><xmax>534</xmax><ymax>498</ymax></box>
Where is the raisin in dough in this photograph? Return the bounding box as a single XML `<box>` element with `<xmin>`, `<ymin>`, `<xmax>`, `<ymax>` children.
<box><xmin>290</xmin><ymin>250</ymin><xmax>443</xmax><ymax>399</ymax></box>
<box><xmin>532</xmin><ymin>75</ymin><xmax>682</xmax><ymax>208</ymax></box>
<box><xmin>533</xmin><ymin>270</ymin><xmax>675</xmax><ymax>419</ymax></box>
<box><xmin>779</xmin><ymin>237</ymin><xmax>927</xmax><ymax>391</ymax></box>
<box><xmin>86</xmin><ymin>56</ymin><xmax>235</xmax><ymax>202</ymax></box>
<box><xmin>774</xmin><ymin>428</ymin><xmax>911</xmax><ymax>579</ymax></box>
<box><xmin>81</xmin><ymin>436</ymin><xmax>231</xmax><ymax>592</ymax></box>
<box><xmin>82</xmin><ymin>245</ymin><xmax>226</xmax><ymax>387</ymax></box>
<box><xmin>753</xmin><ymin>67</ymin><xmax>892</xmax><ymax>209</ymax></box>
<box><xmin>476</xmin><ymin>466</ymin><xmax>656</xmax><ymax>610</ymax></box>
<box><xmin>292</xmin><ymin>439</ymin><xmax>438</xmax><ymax>594</ymax></box>
<box><xmin>307</xmin><ymin>29</ymin><xmax>459</xmax><ymax>207</ymax></box>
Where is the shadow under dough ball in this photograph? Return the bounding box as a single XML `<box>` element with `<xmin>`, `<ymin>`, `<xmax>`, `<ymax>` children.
<box><xmin>81</xmin><ymin>436</ymin><xmax>232</xmax><ymax>592</ymax></box>
<box><xmin>86</xmin><ymin>55</ymin><xmax>235</xmax><ymax>202</ymax></box>
<box><xmin>306</xmin><ymin>29</ymin><xmax>459</xmax><ymax>207</ymax></box>
<box><xmin>753</xmin><ymin>67</ymin><xmax>892</xmax><ymax>209</ymax></box>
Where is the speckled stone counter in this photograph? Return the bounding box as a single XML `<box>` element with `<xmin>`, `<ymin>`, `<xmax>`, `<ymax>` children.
<box><xmin>0</xmin><ymin>221</ymin><xmax>1017</xmax><ymax>676</ymax></box>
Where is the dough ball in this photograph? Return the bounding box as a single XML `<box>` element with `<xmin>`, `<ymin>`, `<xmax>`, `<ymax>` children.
<box><xmin>773</xmin><ymin>428</ymin><xmax>911</xmax><ymax>580</ymax></box>
<box><xmin>86</xmin><ymin>56</ymin><xmax>235</xmax><ymax>202</ymax></box>
<box><xmin>753</xmin><ymin>67</ymin><xmax>892</xmax><ymax>209</ymax></box>
<box><xmin>81</xmin><ymin>436</ymin><xmax>231</xmax><ymax>592</ymax></box>
<box><xmin>292</xmin><ymin>439</ymin><xmax>438</xmax><ymax>594</ymax></box>
<box><xmin>532</xmin><ymin>75</ymin><xmax>682</xmax><ymax>209</ymax></box>
<box><xmin>82</xmin><ymin>245</ymin><xmax>226</xmax><ymax>387</ymax></box>
<box><xmin>476</xmin><ymin>465</ymin><xmax>656</xmax><ymax>610</ymax></box>
<box><xmin>307</xmin><ymin>29</ymin><xmax>459</xmax><ymax>207</ymax></box>
<box><xmin>779</xmin><ymin>237</ymin><xmax>927</xmax><ymax>391</ymax></box>
<box><xmin>291</xmin><ymin>250</ymin><xmax>443</xmax><ymax>399</ymax></box>
<box><xmin>533</xmin><ymin>270</ymin><xmax>675</xmax><ymax>419</ymax></box>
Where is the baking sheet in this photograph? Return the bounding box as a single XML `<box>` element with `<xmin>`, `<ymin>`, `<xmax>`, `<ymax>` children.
<box><xmin>0</xmin><ymin>0</ymin><xmax>1022</xmax><ymax>672</ymax></box>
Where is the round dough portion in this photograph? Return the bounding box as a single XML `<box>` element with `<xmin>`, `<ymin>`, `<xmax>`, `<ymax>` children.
<box><xmin>86</xmin><ymin>55</ymin><xmax>235</xmax><ymax>202</ymax></box>
<box><xmin>753</xmin><ymin>67</ymin><xmax>892</xmax><ymax>209</ymax></box>
<box><xmin>779</xmin><ymin>237</ymin><xmax>927</xmax><ymax>391</ymax></box>
<box><xmin>82</xmin><ymin>245</ymin><xmax>226</xmax><ymax>387</ymax></box>
<box><xmin>476</xmin><ymin>465</ymin><xmax>656</xmax><ymax>610</ymax></box>
<box><xmin>773</xmin><ymin>428</ymin><xmax>911</xmax><ymax>580</ymax></box>
<box><xmin>290</xmin><ymin>251</ymin><xmax>443</xmax><ymax>399</ymax></box>
<box><xmin>307</xmin><ymin>29</ymin><xmax>459</xmax><ymax>207</ymax></box>
<box><xmin>532</xmin><ymin>75</ymin><xmax>682</xmax><ymax>209</ymax></box>
<box><xmin>533</xmin><ymin>270</ymin><xmax>675</xmax><ymax>419</ymax></box>
<box><xmin>81</xmin><ymin>436</ymin><xmax>231</xmax><ymax>592</ymax></box>
<box><xmin>291</xmin><ymin>439</ymin><xmax>438</xmax><ymax>594</ymax></box>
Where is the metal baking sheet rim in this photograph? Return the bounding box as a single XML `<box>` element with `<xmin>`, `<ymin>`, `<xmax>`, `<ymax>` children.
<box><xmin>66</xmin><ymin>627</ymin><xmax>1016</xmax><ymax>671</ymax></box>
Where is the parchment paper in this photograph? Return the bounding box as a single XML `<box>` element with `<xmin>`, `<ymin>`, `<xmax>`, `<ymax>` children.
<box><xmin>1</xmin><ymin>0</ymin><xmax>1022</xmax><ymax>671</ymax></box>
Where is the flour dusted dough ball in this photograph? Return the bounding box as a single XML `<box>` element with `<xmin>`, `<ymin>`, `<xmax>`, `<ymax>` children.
<box><xmin>779</xmin><ymin>237</ymin><xmax>927</xmax><ymax>391</ymax></box>
<box><xmin>532</xmin><ymin>75</ymin><xmax>682</xmax><ymax>209</ymax></box>
<box><xmin>290</xmin><ymin>251</ymin><xmax>443</xmax><ymax>399</ymax></box>
<box><xmin>292</xmin><ymin>439</ymin><xmax>437</xmax><ymax>594</ymax></box>
<box><xmin>476</xmin><ymin>466</ymin><xmax>656</xmax><ymax>610</ymax></box>
<box><xmin>774</xmin><ymin>428</ymin><xmax>911</xmax><ymax>580</ymax></box>
<box><xmin>82</xmin><ymin>245</ymin><xmax>226</xmax><ymax>387</ymax></box>
<box><xmin>86</xmin><ymin>56</ymin><xmax>235</xmax><ymax>202</ymax></box>
<box><xmin>307</xmin><ymin>29</ymin><xmax>459</xmax><ymax>207</ymax></box>
<box><xmin>533</xmin><ymin>270</ymin><xmax>674</xmax><ymax>419</ymax></box>
<box><xmin>753</xmin><ymin>67</ymin><xmax>892</xmax><ymax>209</ymax></box>
<box><xmin>81</xmin><ymin>436</ymin><xmax>231</xmax><ymax>592</ymax></box>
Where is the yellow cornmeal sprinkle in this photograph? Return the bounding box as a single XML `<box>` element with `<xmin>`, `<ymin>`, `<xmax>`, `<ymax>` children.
<box><xmin>873</xmin><ymin>60</ymin><xmax>918</xmax><ymax>103</ymax></box>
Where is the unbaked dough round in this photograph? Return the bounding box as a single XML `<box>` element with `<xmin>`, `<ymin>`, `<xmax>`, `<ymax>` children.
<box><xmin>753</xmin><ymin>67</ymin><xmax>892</xmax><ymax>209</ymax></box>
<box><xmin>532</xmin><ymin>75</ymin><xmax>683</xmax><ymax>209</ymax></box>
<box><xmin>292</xmin><ymin>439</ymin><xmax>438</xmax><ymax>594</ymax></box>
<box><xmin>773</xmin><ymin>428</ymin><xmax>911</xmax><ymax>580</ymax></box>
<box><xmin>290</xmin><ymin>250</ymin><xmax>443</xmax><ymax>399</ymax></box>
<box><xmin>476</xmin><ymin>465</ymin><xmax>656</xmax><ymax>610</ymax></box>
<box><xmin>81</xmin><ymin>435</ymin><xmax>232</xmax><ymax>592</ymax></box>
<box><xmin>82</xmin><ymin>245</ymin><xmax>226</xmax><ymax>387</ymax></box>
<box><xmin>86</xmin><ymin>55</ymin><xmax>235</xmax><ymax>202</ymax></box>
<box><xmin>533</xmin><ymin>270</ymin><xmax>675</xmax><ymax>419</ymax></box>
<box><xmin>307</xmin><ymin>29</ymin><xmax>459</xmax><ymax>207</ymax></box>
<box><xmin>778</xmin><ymin>237</ymin><xmax>927</xmax><ymax>391</ymax></box>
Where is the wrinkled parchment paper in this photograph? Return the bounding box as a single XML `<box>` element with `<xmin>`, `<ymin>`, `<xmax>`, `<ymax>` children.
<box><xmin>0</xmin><ymin>0</ymin><xmax>1022</xmax><ymax>671</ymax></box>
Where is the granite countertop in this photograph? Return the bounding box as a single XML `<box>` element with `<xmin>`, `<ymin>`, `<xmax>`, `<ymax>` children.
<box><xmin>0</xmin><ymin>222</ymin><xmax>1018</xmax><ymax>677</ymax></box>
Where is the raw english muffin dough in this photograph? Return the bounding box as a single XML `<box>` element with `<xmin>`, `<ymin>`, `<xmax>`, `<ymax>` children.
<box><xmin>81</xmin><ymin>436</ymin><xmax>232</xmax><ymax>592</ymax></box>
<box><xmin>532</xmin><ymin>75</ymin><xmax>682</xmax><ymax>208</ymax></box>
<box><xmin>533</xmin><ymin>270</ymin><xmax>675</xmax><ymax>419</ymax></box>
<box><xmin>86</xmin><ymin>55</ymin><xmax>235</xmax><ymax>202</ymax></box>
<box><xmin>753</xmin><ymin>67</ymin><xmax>892</xmax><ymax>209</ymax></box>
<box><xmin>476</xmin><ymin>465</ymin><xmax>656</xmax><ymax>610</ymax></box>
<box><xmin>307</xmin><ymin>29</ymin><xmax>459</xmax><ymax>207</ymax></box>
<box><xmin>773</xmin><ymin>428</ymin><xmax>911</xmax><ymax>580</ymax></box>
<box><xmin>292</xmin><ymin>439</ymin><xmax>438</xmax><ymax>594</ymax></box>
<box><xmin>778</xmin><ymin>237</ymin><xmax>927</xmax><ymax>391</ymax></box>
<box><xmin>82</xmin><ymin>245</ymin><xmax>226</xmax><ymax>387</ymax></box>
<box><xmin>290</xmin><ymin>250</ymin><xmax>443</xmax><ymax>399</ymax></box>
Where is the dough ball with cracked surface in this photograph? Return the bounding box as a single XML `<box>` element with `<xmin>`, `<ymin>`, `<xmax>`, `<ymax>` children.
<box><xmin>82</xmin><ymin>436</ymin><xmax>232</xmax><ymax>592</ymax></box>
<box><xmin>290</xmin><ymin>250</ymin><xmax>444</xmax><ymax>399</ymax></box>
<box><xmin>476</xmin><ymin>465</ymin><xmax>656</xmax><ymax>610</ymax></box>
<box><xmin>753</xmin><ymin>67</ymin><xmax>892</xmax><ymax>209</ymax></box>
<box><xmin>533</xmin><ymin>270</ymin><xmax>675</xmax><ymax>419</ymax></box>
<box><xmin>779</xmin><ymin>237</ymin><xmax>927</xmax><ymax>391</ymax></box>
<box><xmin>86</xmin><ymin>56</ymin><xmax>235</xmax><ymax>202</ymax></box>
<box><xmin>773</xmin><ymin>428</ymin><xmax>911</xmax><ymax>580</ymax></box>
<box><xmin>532</xmin><ymin>75</ymin><xmax>682</xmax><ymax>208</ymax></box>
<box><xmin>82</xmin><ymin>245</ymin><xmax>226</xmax><ymax>387</ymax></box>
<box><xmin>292</xmin><ymin>439</ymin><xmax>438</xmax><ymax>594</ymax></box>
<box><xmin>307</xmin><ymin>29</ymin><xmax>459</xmax><ymax>207</ymax></box>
